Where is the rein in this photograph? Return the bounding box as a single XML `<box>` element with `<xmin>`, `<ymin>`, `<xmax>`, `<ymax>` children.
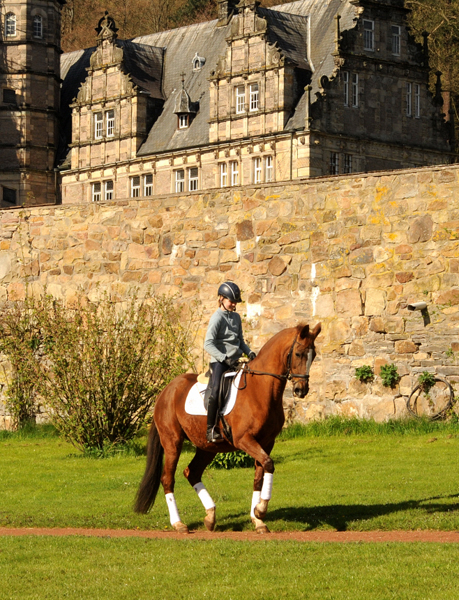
<box><xmin>240</xmin><ymin>336</ymin><xmax>315</xmax><ymax>384</ymax></box>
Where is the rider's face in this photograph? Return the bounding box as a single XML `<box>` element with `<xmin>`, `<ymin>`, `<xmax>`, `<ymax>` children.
<box><xmin>221</xmin><ymin>296</ymin><xmax>237</xmax><ymax>311</ymax></box>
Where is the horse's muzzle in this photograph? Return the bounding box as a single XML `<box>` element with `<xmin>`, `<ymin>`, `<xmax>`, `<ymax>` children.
<box><xmin>293</xmin><ymin>383</ymin><xmax>309</xmax><ymax>398</ymax></box>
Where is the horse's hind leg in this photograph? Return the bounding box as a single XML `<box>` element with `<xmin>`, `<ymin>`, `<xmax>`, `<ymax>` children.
<box><xmin>183</xmin><ymin>448</ymin><xmax>216</xmax><ymax>531</ymax></box>
<box><xmin>161</xmin><ymin>439</ymin><xmax>189</xmax><ymax>534</ymax></box>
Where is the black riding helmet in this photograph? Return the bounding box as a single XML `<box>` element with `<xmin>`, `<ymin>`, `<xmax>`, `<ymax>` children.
<box><xmin>218</xmin><ymin>281</ymin><xmax>242</xmax><ymax>303</ymax></box>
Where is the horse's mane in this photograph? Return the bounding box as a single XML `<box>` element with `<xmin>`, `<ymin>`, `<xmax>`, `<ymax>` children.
<box><xmin>256</xmin><ymin>324</ymin><xmax>310</xmax><ymax>359</ymax></box>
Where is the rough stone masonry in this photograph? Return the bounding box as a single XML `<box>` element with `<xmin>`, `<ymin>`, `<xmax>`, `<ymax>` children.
<box><xmin>1</xmin><ymin>163</ymin><xmax>459</xmax><ymax>427</ymax></box>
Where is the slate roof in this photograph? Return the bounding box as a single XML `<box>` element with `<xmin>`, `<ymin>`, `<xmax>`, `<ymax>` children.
<box><xmin>59</xmin><ymin>0</ymin><xmax>359</xmax><ymax>160</ymax></box>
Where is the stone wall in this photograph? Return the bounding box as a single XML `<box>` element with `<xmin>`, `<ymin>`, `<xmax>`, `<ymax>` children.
<box><xmin>2</xmin><ymin>163</ymin><xmax>459</xmax><ymax>426</ymax></box>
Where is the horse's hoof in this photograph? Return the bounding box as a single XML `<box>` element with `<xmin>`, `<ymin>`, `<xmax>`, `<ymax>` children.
<box><xmin>251</xmin><ymin>517</ymin><xmax>270</xmax><ymax>534</ymax></box>
<box><xmin>256</xmin><ymin>524</ymin><xmax>270</xmax><ymax>534</ymax></box>
<box><xmin>204</xmin><ymin>507</ymin><xmax>216</xmax><ymax>532</ymax></box>
<box><xmin>172</xmin><ymin>521</ymin><xmax>189</xmax><ymax>534</ymax></box>
<box><xmin>254</xmin><ymin>499</ymin><xmax>268</xmax><ymax>521</ymax></box>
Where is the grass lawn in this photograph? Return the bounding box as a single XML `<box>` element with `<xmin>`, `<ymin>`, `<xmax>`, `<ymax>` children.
<box><xmin>2</xmin><ymin>420</ymin><xmax>459</xmax><ymax>599</ymax></box>
<box><xmin>1</xmin><ymin>420</ymin><xmax>459</xmax><ymax>532</ymax></box>
<box><xmin>2</xmin><ymin>536</ymin><xmax>459</xmax><ymax>600</ymax></box>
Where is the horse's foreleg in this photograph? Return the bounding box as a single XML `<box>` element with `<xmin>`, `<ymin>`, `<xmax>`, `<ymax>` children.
<box><xmin>237</xmin><ymin>438</ymin><xmax>275</xmax><ymax>534</ymax></box>
<box><xmin>183</xmin><ymin>448</ymin><xmax>216</xmax><ymax>531</ymax></box>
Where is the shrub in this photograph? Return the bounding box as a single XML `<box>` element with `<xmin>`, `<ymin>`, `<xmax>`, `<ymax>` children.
<box><xmin>0</xmin><ymin>291</ymin><xmax>199</xmax><ymax>451</ymax></box>
<box><xmin>210</xmin><ymin>451</ymin><xmax>255</xmax><ymax>469</ymax></box>
<box><xmin>380</xmin><ymin>363</ymin><xmax>400</xmax><ymax>388</ymax></box>
<box><xmin>0</xmin><ymin>297</ymin><xmax>42</xmax><ymax>428</ymax></box>
<box><xmin>355</xmin><ymin>365</ymin><xmax>374</xmax><ymax>383</ymax></box>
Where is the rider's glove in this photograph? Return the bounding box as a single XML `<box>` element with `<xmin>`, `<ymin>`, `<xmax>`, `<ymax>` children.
<box><xmin>224</xmin><ymin>356</ymin><xmax>239</xmax><ymax>368</ymax></box>
<box><xmin>248</xmin><ymin>352</ymin><xmax>256</xmax><ymax>361</ymax></box>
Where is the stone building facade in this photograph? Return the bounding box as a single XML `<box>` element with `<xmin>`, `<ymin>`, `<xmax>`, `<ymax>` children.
<box><xmin>0</xmin><ymin>0</ymin><xmax>63</xmax><ymax>207</ymax></box>
<box><xmin>0</xmin><ymin>0</ymin><xmax>456</xmax><ymax>208</ymax></box>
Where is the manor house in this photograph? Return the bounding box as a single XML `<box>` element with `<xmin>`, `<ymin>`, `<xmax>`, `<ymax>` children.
<box><xmin>0</xmin><ymin>0</ymin><xmax>455</xmax><ymax>207</ymax></box>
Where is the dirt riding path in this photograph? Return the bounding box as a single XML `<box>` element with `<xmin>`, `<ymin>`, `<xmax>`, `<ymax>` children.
<box><xmin>1</xmin><ymin>527</ymin><xmax>459</xmax><ymax>543</ymax></box>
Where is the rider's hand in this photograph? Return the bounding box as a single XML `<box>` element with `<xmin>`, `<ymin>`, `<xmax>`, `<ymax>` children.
<box><xmin>224</xmin><ymin>356</ymin><xmax>238</xmax><ymax>368</ymax></box>
<box><xmin>248</xmin><ymin>352</ymin><xmax>256</xmax><ymax>361</ymax></box>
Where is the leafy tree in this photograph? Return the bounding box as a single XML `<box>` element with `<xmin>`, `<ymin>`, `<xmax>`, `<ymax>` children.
<box><xmin>407</xmin><ymin>0</ymin><xmax>459</xmax><ymax>144</ymax></box>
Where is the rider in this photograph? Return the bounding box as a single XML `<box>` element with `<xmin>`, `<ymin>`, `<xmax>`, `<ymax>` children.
<box><xmin>204</xmin><ymin>281</ymin><xmax>256</xmax><ymax>443</ymax></box>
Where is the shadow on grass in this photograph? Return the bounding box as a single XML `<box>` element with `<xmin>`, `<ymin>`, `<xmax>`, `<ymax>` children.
<box><xmin>204</xmin><ymin>493</ymin><xmax>459</xmax><ymax>532</ymax></box>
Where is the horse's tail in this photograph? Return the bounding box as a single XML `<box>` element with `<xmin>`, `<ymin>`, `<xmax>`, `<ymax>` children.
<box><xmin>134</xmin><ymin>418</ymin><xmax>164</xmax><ymax>514</ymax></box>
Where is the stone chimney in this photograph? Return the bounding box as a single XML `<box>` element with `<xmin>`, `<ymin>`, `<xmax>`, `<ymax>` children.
<box><xmin>217</xmin><ymin>0</ymin><xmax>239</xmax><ymax>26</ymax></box>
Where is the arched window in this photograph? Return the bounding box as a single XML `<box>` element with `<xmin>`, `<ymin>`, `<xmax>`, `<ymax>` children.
<box><xmin>33</xmin><ymin>15</ymin><xmax>43</xmax><ymax>39</ymax></box>
<box><xmin>5</xmin><ymin>13</ymin><xmax>17</xmax><ymax>37</ymax></box>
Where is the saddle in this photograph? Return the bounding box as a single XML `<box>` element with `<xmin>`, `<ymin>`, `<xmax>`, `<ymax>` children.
<box><xmin>201</xmin><ymin>364</ymin><xmax>238</xmax><ymax>414</ymax></box>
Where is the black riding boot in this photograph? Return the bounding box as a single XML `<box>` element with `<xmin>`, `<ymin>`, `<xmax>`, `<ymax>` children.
<box><xmin>206</xmin><ymin>394</ymin><xmax>223</xmax><ymax>443</ymax></box>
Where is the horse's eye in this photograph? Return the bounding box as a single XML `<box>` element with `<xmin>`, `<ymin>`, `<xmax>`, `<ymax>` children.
<box><xmin>295</xmin><ymin>352</ymin><xmax>301</xmax><ymax>358</ymax></box>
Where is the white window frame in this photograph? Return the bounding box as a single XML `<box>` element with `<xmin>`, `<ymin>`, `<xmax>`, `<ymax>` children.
<box><xmin>351</xmin><ymin>73</ymin><xmax>359</xmax><ymax>108</ymax></box>
<box><xmin>106</xmin><ymin>110</ymin><xmax>115</xmax><ymax>137</ymax></box>
<box><xmin>175</xmin><ymin>170</ymin><xmax>185</xmax><ymax>193</ymax></box>
<box><xmin>131</xmin><ymin>176</ymin><xmax>140</xmax><ymax>198</ymax></box>
<box><xmin>188</xmin><ymin>167</ymin><xmax>198</xmax><ymax>191</ymax></box>
<box><xmin>253</xmin><ymin>157</ymin><xmax>262</xmax><ymax>184</ymax></box>
<box><xmin>249</xmin><ymin>83</ymin><xmax>259</xmax><ymax>112</ymax></box>
<box><xmin>265</xmin><ymin>156</ymin><xmax>273</xmax><ymax>182</ymax></box>
<box><xmin>363</xmin><ymin>19</ymin><xmax>374</xmax><ymax>51</ymax></box>
<box><xmin>220</xmin><ymin>163</ymin><xmax>228</xmax><ymax>187</ymax></box>
<box><xmin>143</xmin><ymin>174</ymin><xmax>153</xmax><ymax>196</ymax></box>
<box><xmin>330</xmin><ymin>152</ymin><xmax>339</xmax><ymax>175</ymax></box>
<box><xmin>414</xmin><ymin>83</ymin><xmax>421</xmax><ymax>118</ymax></box>
<box><xmin>230</xmin><ymin>161</ymin><xmax>239</xmax><ymax>186</ymax></box>
<box><xmin>104</xmin><ymin>180</ymin><xmax>113</xmax><ymax>201</ymax></box>
<box><xmin>94</xmin><ymin>112</ymin><xmax>103</xmax><ymax>139</ymax></box>
<box><xmin>33</xmin><ymin>15</ymin><xmax>43</xmax><ymax>39</ymax></box>
<box><xmin>391</xmin><ymin>25</ymin><xmax>401</xmax><ymax>56</ymax></box>
<box><xmin>178</xmin><ymin>114</ymin><xmax>189</xmax><ymax>129</ymax></box>
<box><xmin>343</xmin><ymin>71</ymin><xmax>349</xmax><ymax>106</ymax></box>
<box><xmin>5</xmin><ymin>13</ymin><xmax>16</xmax><ymax>37</ymax></box>
<box><xmin>406</xmin><ymin>82</ymin><xmax>412</xmax><ymax>117</ymax></box>
<box><xmin>235</xmin><ymin>86</ymin><xmax>245</xmax><ymax>114</ymax></box>
<box><xmin>92</xmin><ymin>182</ymin><xmax>101</xmax><ymax>202</ymax></box>
<box><xmin>344</xmin><ymin>154</ymin><xmax>352</xmax><ymax>174</ymax></box>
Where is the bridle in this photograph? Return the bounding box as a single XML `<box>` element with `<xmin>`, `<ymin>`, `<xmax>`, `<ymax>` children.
<box><xmin>242</xmin><ymin>335</ymin><xmax>316</xmax><ymax>383</ymax></box>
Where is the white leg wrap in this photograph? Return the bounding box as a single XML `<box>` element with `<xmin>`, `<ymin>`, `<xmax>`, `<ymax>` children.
<box><xmin>261</xmin><ymin>473</ymin><xmax>273</xmax><ymax>501</ymax></box>
<box><xmin>250</xmin><ymin>491</ymin><xmax>261</xmax><ymax>519</ymax></box>
<box><xmin>193</xmin><ymin>482</ymin><xmax>216</xmax><ymax>510</ymax></box>
<box><xmin>165</xmin><ymin>492</ymin><xmax>181</xmax><ymax>526</ymax></box>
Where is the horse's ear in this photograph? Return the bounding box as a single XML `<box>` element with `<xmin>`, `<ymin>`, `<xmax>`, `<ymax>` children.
<box><xmin>299</xmin><ymin>324</ymin><xmax>309</xmax><ymax>339</ymax></box>
<box><xmin>312</xmin><ymin>323</ymin><xmax>321</xmax><ymax>338</ymax></box>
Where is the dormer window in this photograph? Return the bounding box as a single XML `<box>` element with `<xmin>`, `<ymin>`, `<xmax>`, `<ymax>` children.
<box><xmin>33</xmin><ymin>15</ymin><xmax>43</xmax><ymax>39</ymax></box>
<box><xmin>178</xmin><ymin>114</ymin><xmax>189</xmax><ymax>129</ymax></box>
<box><xmin>192</xmin><ymin>52</ymin><xmax>205</xmax><ymax>71</ymax></box>
<box><xmin>5</xmin><ymin>13</ymin><xmax>17</xmax><ymax>37</ymax></box>
<box><xmin>94</xmin><ymin>110</ymin><xmax>115</xmax><ymax>139</ymax></box>
<box><xmin>174</xmin><ymin>78</ymin><xmax>197</xmax><ymax>129</ymax></box>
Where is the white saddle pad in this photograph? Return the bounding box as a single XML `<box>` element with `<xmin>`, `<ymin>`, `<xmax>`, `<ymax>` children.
<box><xmin>184</xmin><ymin>371</ymin><xmax>243</xmax><ymax>416</ymax></box>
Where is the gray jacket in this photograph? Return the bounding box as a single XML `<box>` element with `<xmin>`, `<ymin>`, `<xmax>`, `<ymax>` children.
<box><xmin>204</xmin><ymin>309</ymin><xmax>252</xmax><ymax>363</ymax></box>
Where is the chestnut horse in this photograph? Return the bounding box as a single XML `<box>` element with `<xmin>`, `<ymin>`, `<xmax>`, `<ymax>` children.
<box><xmin>134</xmin><ymin>322</ymin><xmax>321</xmax><ymax>533</ymax></box>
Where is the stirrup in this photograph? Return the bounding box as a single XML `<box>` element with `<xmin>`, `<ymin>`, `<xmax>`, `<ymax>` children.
<box><xmin>207</xmin><ymin>426</ymin><xmax>223</xmax><ymax>443</ymax></box>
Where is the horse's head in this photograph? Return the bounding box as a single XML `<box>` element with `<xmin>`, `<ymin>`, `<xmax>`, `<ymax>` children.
<box><xmin>288</xmin><ymin>323</ymin><xmax>321</xmax><ymax>398</ymax></box>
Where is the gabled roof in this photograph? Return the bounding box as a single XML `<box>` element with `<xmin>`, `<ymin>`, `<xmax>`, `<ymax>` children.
<box><xmin>60</xmin><ymin>0</ymin><xmax>359</xmax><ymax>158</ymax></box>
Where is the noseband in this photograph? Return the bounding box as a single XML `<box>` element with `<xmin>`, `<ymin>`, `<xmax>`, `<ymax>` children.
<box><xmin>243</xmin><ymin>336</ymin><xmax>315</xmax><ymax>382</ymax></box>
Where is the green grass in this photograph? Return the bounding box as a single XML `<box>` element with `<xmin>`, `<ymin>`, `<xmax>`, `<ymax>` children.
<box><xmin>1</xmin><ymin>419</ymin><xmax>459</xmax><ymax>532</ymax></box>
<box><xmin>2</xmin><ymin>420</ymin><xmax>459</xmax><ymax>599</ymax></box>
<box><xmin>1</xmin><ymin>536</ymin><xmax>459</xmax><ymax>600</ymax></box>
